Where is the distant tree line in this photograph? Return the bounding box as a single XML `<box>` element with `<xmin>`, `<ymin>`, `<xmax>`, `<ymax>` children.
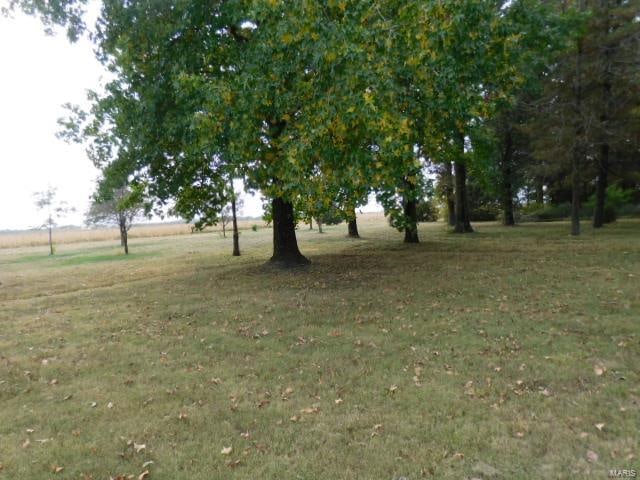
<box><xmin>10</xmin><ymin>0</ymin><xmax>639</xmax><ymax>263</ymax></box>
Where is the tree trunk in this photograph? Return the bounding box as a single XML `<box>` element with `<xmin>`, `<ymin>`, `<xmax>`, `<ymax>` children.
<box><xmin>571</xmin><ymin>14</ymin><xmax>585</xmax><ymax>237</ymax></box>
<box><xmin>501</xmin><ymin>129</ymin><xmax>516</xmax><ymax>226</ymax></box>
<box><xmin>222</xmin><ymin>221</ymin><xmax>226</xmax><ymax>238</ymax></box>
<box><xmin>593</xmin><ymin>145</ymin><xmax>609</xmax><ymax>228</ymax></box>
<box><xmin>231</xmin><ymin>193</ymin><xmax>240</xmax><ymax>256</ymax></box>
<box><xmin>347</xmin><ymin>207</ymin><xmax>360</xmax><ymax>238</ymax></box>
<box><xmin>348</xmin><ymin>219</ymin><xmax>359</xmax><ymax>238</ymax></box>
<box><xmin>535</xmin><ymin>180</ymin><xmax>544</xmax><ymax>205</ymax></box>
<box><xmin>571</xmin><ymin>156</ymin><xmax>581</xmax><ymax>236</ymax></box>
<box><xmin>270</xmin><ymin>197</ymin><xmax>309</xmax><ymax>266</ymax></box>
<box><xmin>442</xmin><ymin>161</ymin><xmax>456</xmax><ymax>226</ymax></box>
<box><xmin>48</xmin><ymin>219</ymin><xmax>53</xmax><ymax>255</ymax></box>
<box><xmin>119</xmin><ymin>218</ymin><xmax>129</xmax><ymax>254</ymax></box>
<box><xmin>403</xmin><ymin>179</ymin><xmax>419</xmax><ymax>243</ymax></box>
<box><xmin>309</xmin><ymin>218</ymin><xmax>313</xmax><ymax>230</ymax></box>
<box><xmin>594</xmin><ymin>5</ymin><xmax>613</xmax><ymax>229</ymax></box>
<box><xmin>317</xmin><ymin>219</ymin><xmax>323</xmax><ymax>234</ymax></box>
<box><xmin>453</xmin><ymin>161</ymin><xmax>473</xmax><ymax>233</ymax></box>
<box><xmin>403</xmin><ymin>200</ymin><xmax>419</xmax><ymax>243</ymax></box>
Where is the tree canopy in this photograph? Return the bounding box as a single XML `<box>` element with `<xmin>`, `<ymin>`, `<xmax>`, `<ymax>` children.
<box><xmin>11</xmin><ymin>0</ymin><xmax>640</xmax><ymax>259</ymax></box>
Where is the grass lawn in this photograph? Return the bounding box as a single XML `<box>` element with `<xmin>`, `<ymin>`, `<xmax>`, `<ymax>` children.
<box><xmin>0</xmin><ymin>217</ymin><xmax>638</xmax><ymax>479</ymax></box>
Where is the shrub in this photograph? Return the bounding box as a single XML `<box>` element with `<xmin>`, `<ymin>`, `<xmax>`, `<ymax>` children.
<box><xmin>520</xmin><ymin>202</ymin><xmax>571</xmax><ymax>222</ymax></box>
<box><xmin>469</xmin><ymin>205</ymin><xmax>500</xmax><ymax>221</ymax></box>
<box><xmin>584</xmin><ymin>185</ymin><xmax>635</xmax><ymax>224</ymax></box>
<box><xmin>416</xmin><ymin>200</ymin><xmax>439</xmax><ymax>222</ymax></box>
<box><xmin>251</xmin><ymin>224</ymin><xmax>258</xmax><ymax>232</ymax></box>
<box><xmin>617</xmin><ymin>203</ymin><xmax>640</xmax><ymax>218</ymax></box>
<box><xmin>318</xmin><ymin>208</ymin><xmax>344</xmax><ymax>226</ymax></box>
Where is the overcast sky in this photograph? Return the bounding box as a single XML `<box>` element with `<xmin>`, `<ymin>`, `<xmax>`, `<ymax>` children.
<box><xmin>0</xmin><ymin>11</ymin><xmax>105</xmax><ymax>230</ymax></box>
<box><xmin>0</xmin><ymin>8</ymin><xmax>379</xmax><ymax>231</ymax></box>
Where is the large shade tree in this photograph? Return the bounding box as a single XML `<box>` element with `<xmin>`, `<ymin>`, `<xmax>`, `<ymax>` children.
<box><xmin>11</xmin><ymin>0</ymin><xmax>574</xmax><ymax>257</ymax></box>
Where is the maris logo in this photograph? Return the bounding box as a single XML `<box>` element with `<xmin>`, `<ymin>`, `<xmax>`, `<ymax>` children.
<box><xmin>609</xmin><ymin>470</ymin><xmax>637</xmax><ymax>478</ymax></box>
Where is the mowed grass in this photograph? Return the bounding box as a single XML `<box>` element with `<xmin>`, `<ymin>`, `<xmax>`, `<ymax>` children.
<box><xmin>0</xmin><ymin>216</ymin><xmax>638</xmax><ymax>479</ymax></box>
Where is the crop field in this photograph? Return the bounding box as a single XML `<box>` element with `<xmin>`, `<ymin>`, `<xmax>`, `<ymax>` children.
<box><xmin>0</xmin><ymin>219</ymin><xmax>268</xmax><ymax>250</ymax></box>
<box><xmin>0</xmin><ymin>216</ymin><xmax>638</xmax><ymax>479</ymax></box>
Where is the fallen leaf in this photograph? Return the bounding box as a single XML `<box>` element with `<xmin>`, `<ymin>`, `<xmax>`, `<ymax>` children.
<box><xmin>142</xmin><ymin>461</ymin><xmax>154</xmax><ymax>468</ymax></box>
<box><xmin>586</xmin><ymin>450</ymin><xmax>599</xmax><ymax>463</ymax></box>
<box><xmin>221</xmin><ymin>446</ymin><xmax>233</xmax><ymax>455</ymax></box>
<box><xmin>26</xmin><ymin>428</ymin><xmax>35</xmax><ymax>434</ymax></box>
<box><xmin>138</xmin><ymin>470</ymin><xmax>149</xmax><ymax>480</ymax></box>
<box><xmin>334</xmin><ymin>398</ymin><xmax>343</xmax><ymax>405</ymax></box>
<box><xmin>594</xmin><ymin>365</ymin><xmax>606</xmax><ymax>376</ymax></box>
<box><xmin>300</xmin><ymin>406</ymin><xmax>319</xmax><ymax>414</ymax></box>
<box><xmin>107</xmin><ymin>402</ymin><xmax>114</xmax><ymax>409</ymax></box>
<box><xmin>226</xmin><ymin>459</ymin><xmax>242</xmax><ymax>468</ymax></box>
<box><xmin>90</xmin><ymin>402</ymin><xmax>97</xmax><ymax>408</ymax></box>
<box><xmin>388</xmin><ymin>385</ymin><xmax>398</xmax><ymax>394</ymax></box>
<box><xmin>21</xmin><ymin>439</ymin><xmax>30</xmax><ymax>448</ymax></box>
<box><xmin>51</xmin><ymin>465</ymin><xmax>64</xmax><ymax>474</ymax></box>
<box><xmin>595</xmin><ymin>423</ymin><xmax>605</xmax><ymax>431</ymax></box>
<box><xmin>133</xmin><ymin>443</ymin><xmax>146</xmax><ymax>453</ymax></box>
<box><xmin>289</xmin><ymin>415</ymin><xmax>300</xmax><ymax>422</ymax></box>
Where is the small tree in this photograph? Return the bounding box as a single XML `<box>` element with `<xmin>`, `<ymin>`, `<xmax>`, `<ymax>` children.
<box><xmin>220</xmin><ymin>196</ymin><xmax>244</xmax><ymax>239</ymax></box>
<box><xmin>86</xmin><ymin>185</ymin><xmax>145</xmax><ymax>254</ymax></box>
<box><xmin>34</xmin><ymin>187</ymin><xmax>74</xmax><ymax>255</ymax></box>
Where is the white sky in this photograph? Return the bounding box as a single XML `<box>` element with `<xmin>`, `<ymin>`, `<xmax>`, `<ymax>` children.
<box><xmin>0</xmin><ymin>11</ymin><xmax>104</xmax><ymax>230</ymax></box>
<box><xmin>0</xmin><ymin>7</ymin><xmax>379</xmax><ymax>231</ymax></box>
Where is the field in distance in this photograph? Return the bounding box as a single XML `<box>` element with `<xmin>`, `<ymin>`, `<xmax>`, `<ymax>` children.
<box><xmin>0</xmin><ymin>217</ymin><xmax>270</xmax><ymax>250</ymax></box>
<box><xmin>0</xmin><ymin>216</ymin><xmax>638</xmax><ymax>479</ymax></box>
